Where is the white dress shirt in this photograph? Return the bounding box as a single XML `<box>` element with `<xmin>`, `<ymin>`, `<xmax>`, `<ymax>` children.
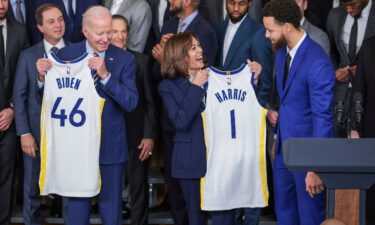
<box><xmin>342</xmin><ymin>0</ymin><xmax>372</xmax><ymax>55</ymax></box>
<box><xmin>287</xmin><ymin>31</ymin><xmax>307</xmax><ymax>67</ymax></box>
<box><xmin>110</xmin><ymin>0</ymin><xmax>124</xmax><ymax>14</ymax></box>
<box><xmin>223</xmin><ymin>0</ymin><xmax>227</xmax><ymax>21</ymax></box>
<box><xmin>222</xmin><ymin>15</ymin><xmax>247</xmax><ymax>64</ymax></box>
<box><xmin>158</xmin><ymin>0</ymin><xmax>168</xmax><ymax>31</ymax></box>
<box><xmin>0</xmin><ymin>19</ymin><xmax>7</xmax><ymax>54</ymax></box>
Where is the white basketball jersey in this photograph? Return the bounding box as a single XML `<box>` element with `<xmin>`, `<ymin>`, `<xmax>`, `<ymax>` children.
<box><xmin>39</xmin><ymin>52</ymin><xmax>105</xmax><ymax>197</ymax></box>
<box><xmin>201</xmin><ymin>64</ymin><xmax>268</xmax><ymax>210</ymax></box>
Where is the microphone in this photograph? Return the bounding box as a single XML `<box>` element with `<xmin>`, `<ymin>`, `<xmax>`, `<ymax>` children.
<box><xmin>352</xmin><ymin>92</ymin><xmax>363</xmax><ymax>130</ymax></box>
<box><xmin>335</xmin><ymin>100</ymin><xmax>345</xmax><ymax>128</ymax></box>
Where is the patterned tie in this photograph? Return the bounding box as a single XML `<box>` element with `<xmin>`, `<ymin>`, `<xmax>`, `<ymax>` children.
<box><xmin>178</xmin><ymin>20</ymin><xmax>186</xmax><ymax>33</ymax></box>
<box><xmin>92</xmin><ymin>53</ymin><xmax>100</xmax><ymax>86</ymax></box>
<box><xmin>16</xmin><ymin>0</ymin><xmax>24</xmax><ymax>23</ymax></box>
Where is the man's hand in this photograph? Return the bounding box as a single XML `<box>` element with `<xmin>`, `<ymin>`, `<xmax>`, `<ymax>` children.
<box><xmin>349</xmin><ymin>65</ymin><xmax>357</xmax><ymax>76</ymax></box>
<box><xmin>267</xmin><ymin>110</ymin><xmax>278</xmax><ymax>127</ymax></box>
<box><xmin>305</xmin><ymin>172</ymin><xmax>324</xmax><ymax>198</ymax></box>
<box><xmin>247</xmin><ymin>59</ymin><xmax>262</xmax><ymax>85</ymax></box>
<box><xmin>36</xmin><ymin>58</ymin><xmax>52</xmax><ymax>82</ymax></box>
<box><xmin>350</xmin><ymin>130</ymin><xmax>360</xmax><ymax>138</ymax></box>
<box><xmin>21</xmin><ymin>134</ymin><xmax>38</xmax><ymax>158</ymax></box>
<box><xmin>138</xmin><ymin>138</ymin><xmax>154</xmax><ymax>161</ymax></box>
<box><xmin>89</xmin><ymin>57</ymin><xmax>109</xmax><ymax>79</ymax></box>
<box><xmin>0</xmin><ymin>108</ymin><xmax>14</xmax><ymax>131</ymax></box>
<box><xmin>192</xmin><ymin>69</ymin><xmax>209</xmax><ymax>87</ymax></box>
<box><xmin>335</xmin><ymin>66</ymin><xmax>350</xmax><ymax>83</ymax></box>
<box><xmin>152</xmin><ymin>44</ymin><xmax>164</xmax><ymax>63</ymax></box>
<box><xmin>160</xmin><ymin>33</ymin><xmax>174</xmax><ymax>47</ymax></box>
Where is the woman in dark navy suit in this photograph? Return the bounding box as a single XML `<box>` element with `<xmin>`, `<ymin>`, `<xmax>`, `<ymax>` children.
<box><xmin>158</xmin><ymin>32</ymin><xmax>263</xmax><ymax>225</ymax></box>
<box><xmin>158</xmin><ymin>32</ymin><xmax>208</xmax><ymax>225</ymax></box>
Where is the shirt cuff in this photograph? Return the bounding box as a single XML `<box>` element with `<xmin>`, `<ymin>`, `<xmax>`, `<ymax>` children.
<box><xmin>100</xmin><ymin>73</ymin><xmax>111</xmax><ymax>85</ymax></box>
<box><xmin>21</xmin><ymin>133</ymin><xmax>31</xmax><ymax>137</ymax></box>
<box><xmin>37</xmin><ymin>79</ymin><xmax>44</xmax><ymax>89</ymax></box>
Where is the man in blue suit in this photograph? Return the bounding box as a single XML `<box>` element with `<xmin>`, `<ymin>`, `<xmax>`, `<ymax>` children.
<box><xmin>13</xmin><ymin>4</ymin><xmax>68</xmax><ymax>225</ymax></box>
<box><xmin>28</xmin><ymin>0</ymin><xmax>99</xmax><ymax>44</ymax></box>
<box><xmin>263</xmin><ymin>1</ymin><xmax>335</xmax><ymax>225</ymax></box>
<box><xmin>36</xmin><ymin>6</ymin><xmax>138</xmax><ymax>225</ymax></box>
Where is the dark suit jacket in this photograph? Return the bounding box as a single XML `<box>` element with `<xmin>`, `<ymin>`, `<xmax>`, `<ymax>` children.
<box><xmin>0</xmin><ymin>18</ymin><xmax>29</xmax><ymax>110</ymax></box>
<box><xmin>154</xmin><ymin>12</ymin><xmax>217</xmax><ymax>131</ymax></box>
<box><xmin>56</xmin><ymin>41</ymin><xmax>138</xmax><ymax>164</ymax></box>
<box><xmin>352</xmin><ymin>36</ymin><xmax>375</xmax><ymax>137</ymax></box>
<box><xmin>326</xmin><ymin>0</ymin><xmax>375</xmax><ymax>104</ymax></box>
<box><xmin>13</xmin><ymin>40</ymin><xmax>69</xmax><ymax>142</ymax></box>
<box><xmin>158</xmin><ymin>76</ymin><xmax>206</xmax><ymax>179</ymax></box>
<box><xmin>305</xmin><ymin>0</ymin><xmax>333</xmax><ymax>31</ymax></box>
<box><xmin>28</xmin><ymin>0</ymin><xmax>99</xmax><ymax>44</ymax></box>
<box><xmin>215</xmin><ymin>15</ymin><xmax>273</xmax><ymax>107</ymax></box>
<box><xmin>275</xmin><ymin>35</ymin><xmax>335</xmax><ymax>153</ymax></box>
<box><xmin>124</xmin><ymin>50</ymin><xmax>158</xmax><ymax>149</ymax></box>
<box><xmin>206</xmin><ymin>0</ymin><xmax>224</xmax><ymax>25</ymax></box>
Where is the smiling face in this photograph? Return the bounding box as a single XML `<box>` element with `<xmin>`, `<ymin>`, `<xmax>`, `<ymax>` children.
<box><xmin>263</xmin><ymin>16</ymin><xmax>288</xmax><ymax>51</ymax></box>
<box><xmin>186</xmin><ymin>37</ymin><xmax>204</xmax><ymax>72</ymax></box>
<box><xmin>83</xmin><ymin>15</ymin><xmax>112</xmax><ymax>52</ymax></box>
<box><xmin>226</xmin><ymin>0</ymin><xmax>250</xmax><ymax>23</ymax></box>
<box><xmin>37</xmin><ymin>7</ymin><xmax>65</xmax><ymax>44</ymax></box>
<box><xmin>111</xmin><ymin>18</ymin><xmax>128</xmax><ymax>49</ymax></box>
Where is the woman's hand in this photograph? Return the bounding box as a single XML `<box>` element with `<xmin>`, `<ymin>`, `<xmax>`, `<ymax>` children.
<box><xmin>192</xmin><ymin>69</ymin><xmax>209</xmax><ymax>87</ymax></box>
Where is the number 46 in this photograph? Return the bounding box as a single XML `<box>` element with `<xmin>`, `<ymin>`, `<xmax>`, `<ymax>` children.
<box><xmin>51</xmin><ymin>97</ymin><xmax>86</xmax><ymax>127</ymax></box>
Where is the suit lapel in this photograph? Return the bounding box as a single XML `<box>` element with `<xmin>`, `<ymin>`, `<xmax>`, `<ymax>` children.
<box><xmin>4</xmin><ymin>19</ymin><xmax>16</xmax><ymax>87</ymax></box>
<box><xmin>104</xmin><ymin>45</ymin><xmax>115</xmax><ymax>77</ymax></box>
<box><xmin>281</xmin><ymin>36</ymin><xmax>309</xmax><ymax>99</ymax></box>
<box><xmin>224</xmin><ymin>16</ymin><xmax>251</xmax><ymax>68</ymax></box>
<box><xmin>186</xmin><ymin>13</ymin><xmax>201</xmax><ymax>33</ymax></box>
<box><xmin>217</xmin><ymin>20</ymin><xmax>229</xmax><ymax>66</ymax></box>
<box><xmin>276</xmin><ymin>48</ymin><xmax>286</xmax><ymax>99</ymax></box>
<box><xmin>337</xmin><ymin>9</ymin><xmax>349</xmax><ymax>63</ymax></box>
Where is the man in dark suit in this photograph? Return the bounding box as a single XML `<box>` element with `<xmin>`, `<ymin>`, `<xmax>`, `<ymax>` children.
<box><xmin>305</xmin><ymin>0</ymin><xmax>333</xmax><ymax>31</ymax></box>
<box><xmin>215</xmin><ymin>1</ymin><xmax>272</xmax><ymax>224</ymax></box>
<box><xmin>326</xmin><ymin>0</ymin><xmax>375</xmax><ymax>137</ymax></box>
<box><xmin>7</xmin><ymin>0</ymin><xmax>28</xmax><ymax>24</ymax></box>
<box><xmin>263</xmin><ymin>1</ymin><xmax>335</xmax><ymax>224</ymax></box>
<box><xmin>36</xmin><ymin>6</ymin><xmax>138</xmax><ymax>225</ymax></box>
<box><xmin>28</xmin><ymin>0</ymin><xmax>98</xmax><ymax>44</ymax></box>
<box><xmin>111</xmin><ymin>14</ymin><xmax>158</xmax><ymax>225</ymax></box>
<box><xmin>13</xmin><ymin>4</ymin><xmax>68</xmax><ymax>225</ymax></box>
<box><xmin>150</xmin><ymin>1</ymin><xmax>217</xmax><ymax>225</ymax></box>
<box><xmin>215</xmin><ymin>0</ymin><xmax>272</xmax><ymax>107</ymax></box>
<box><xmin>0</xmin><ymin>0</ymin><xmax>29</xmax><ymax>224</ymax></box>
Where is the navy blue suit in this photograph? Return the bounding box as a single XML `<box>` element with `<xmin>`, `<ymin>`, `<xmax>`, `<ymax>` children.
<box><xmin>56</xmin><ymin>41</ymin><xmax>138</xmax><ymax>225</ymax></box>
<box><xmin>274</xmin><ymin>35</ymin><xmax>335</xmax><ymax>225</ymax></box>
<box><xmin>215</xmin><ymin>15</ymin><xmax>273</xmax><ymax>107</ymax></box>
<box><xmin>28</xmin><ymin>0</ymin><xmax>99</xmax><ymax>44</ymax></box>
<box><xmin>153</xmin><ymin>12</ymin><xmax>217</xmax><ymax>225</ymax></box>
<box><xmin>13</xmin><ymin>40</ymin><xmax>68</xmax><ymax>225</ymax></box>
<box><xmin>158</xmin><ymin>76</ymin><xmax>207</xmax><ymax>225</ymax></box>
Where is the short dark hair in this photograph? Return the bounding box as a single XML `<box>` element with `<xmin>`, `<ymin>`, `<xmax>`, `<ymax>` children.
<box><xmin>35</xmin><ymin>3</ymin><xmax>64</xmax><ymax>25</ymax></box>
<box><xmin>161</xmin><ymin>32</ymin><xmax>200</xmax><ymax>79</ymax></box>
<box><xmin>263</xmin><ymin>0</ymin><xmax>301</xmax><ymax>29</ymax></box>
<box><xmin>112</xmin><ymin>14</ymin><xmax>130</xmax><ymax>32</ymax></box>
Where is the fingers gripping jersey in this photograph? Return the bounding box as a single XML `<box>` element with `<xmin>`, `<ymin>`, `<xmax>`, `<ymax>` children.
<box><xmin>201</xmin><ymin>64</ymin><xmax>268</xmax><ymax>210</ymax></box>
<box><xmin>39</xmin><ymin>52</ymin><xmax>105</xmax><ymax>197</ymax></box>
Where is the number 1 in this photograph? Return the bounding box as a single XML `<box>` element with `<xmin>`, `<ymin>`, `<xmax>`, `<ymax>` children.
<box><xmin>230</xmin><ymin>109</ymin><xmax>236</xmax><ymax>139</ymax></box>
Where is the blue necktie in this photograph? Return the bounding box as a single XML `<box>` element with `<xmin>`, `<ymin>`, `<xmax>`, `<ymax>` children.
<box><xmin>67</xmin><ymin>0</ymin><xmax>75</xmax><ymax>32</ymax></box>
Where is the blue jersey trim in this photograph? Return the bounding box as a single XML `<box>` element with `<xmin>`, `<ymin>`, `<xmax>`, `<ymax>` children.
<box><xmin>49</xmin><ymin>51</ymin><xmax>89</xmax><ymax>64</ymax></box>
<box><xmin>208</xmin><ymin>64</ymin><xmax>247</xmax><ymax>75</ymax></box>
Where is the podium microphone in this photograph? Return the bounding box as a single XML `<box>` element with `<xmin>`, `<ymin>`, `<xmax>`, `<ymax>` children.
<box><xmin>335</xmin><ymin>89</ymin><xmax>346</xmax><ymax>128</ymax></box>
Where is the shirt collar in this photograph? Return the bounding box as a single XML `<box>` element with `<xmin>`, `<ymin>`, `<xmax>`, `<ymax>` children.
<box><xmin>287</xmin><ymin>31</ymin><xmax>306</xmax><ymax>59</ymax></box>
<box><xmin>300</xmin><ymin>17</ymin><xmax>305</xmax><ymax>26</ymax></box>
<box><xmin>85</xmin><ymin>40</ymin><xmax>106</xmax><ymax>58</ymax></box>
<box><xmin>179</xmin><ymin>10</ymin><xmax>198</xmax><ymax>27</ymax></box>
<box><xmin>44</xmin><ymin>38</ymin><xmax>65</xmax><ymax>53</ymax></box>
<box><xmin>228</xmin><ymin>14</ymin><xmax>247</xmax><ymax>28</ymax></box>
<box><xmin>360</xmin><ymin>0</ymin><xmax>372</xmax><ymax>19</ymax></box>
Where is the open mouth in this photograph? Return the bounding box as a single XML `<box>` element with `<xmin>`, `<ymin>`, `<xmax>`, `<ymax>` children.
<box><xmin>196</xmin><ymin>56</ymin><xmax>203</xmax><ymax>62</ymax></box>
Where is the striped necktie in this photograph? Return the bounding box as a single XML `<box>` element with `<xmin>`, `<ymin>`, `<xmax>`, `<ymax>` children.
<box><xmin>92</xmin><ymin>53</ymin><xmax>100</xmax><ymax>86</ymax></box>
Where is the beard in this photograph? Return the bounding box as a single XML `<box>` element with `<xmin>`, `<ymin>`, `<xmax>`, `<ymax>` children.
<box><xmin>229</xmin><ymin>11</ymin><xmax>247</xmax><ymax>24</ymax></box>
<box><xmin>170</xmin><ymin>4</ymin><xmax>183</xmax><ymax>15</ymax></box>
<box><xmin>0</xmin><ymin>8</ymin><xmax>7</xmax><ymax>20</ymax></box>
<box><xmin>272</xmin><ymin>34</ymin><xmax>288</xmax><ymax>51</ymax></box>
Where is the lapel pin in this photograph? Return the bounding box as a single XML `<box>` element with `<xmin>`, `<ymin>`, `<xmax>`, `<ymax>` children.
<box><xmin>109</xmin><ymin>57</ymin><xmax>114</xmax><ymax>61</ymax></box>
